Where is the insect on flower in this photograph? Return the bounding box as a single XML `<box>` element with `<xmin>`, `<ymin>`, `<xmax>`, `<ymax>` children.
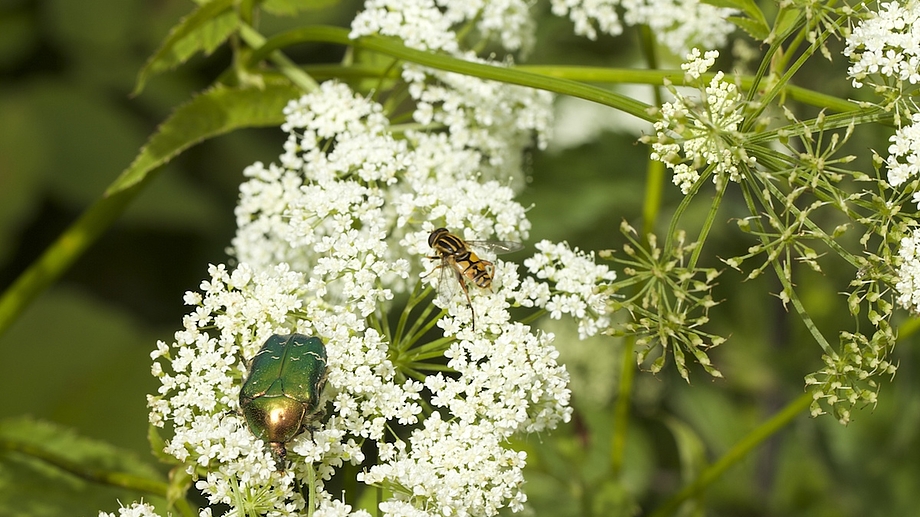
<box><xmin>426</xmin><ymin>227</ymin><xmax>522</xmax><ymax>330</ymax></box>
<box><xmin>239</xmin><ymin>333</ymin><xmax>328</xmax><ymax>470</ymax></box>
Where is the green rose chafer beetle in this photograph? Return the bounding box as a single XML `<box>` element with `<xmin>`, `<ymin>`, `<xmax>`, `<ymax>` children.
<box><xmin>239</xmin><ymin>333</ymin><xmax>328</xmax><ymax>470</ymax></box>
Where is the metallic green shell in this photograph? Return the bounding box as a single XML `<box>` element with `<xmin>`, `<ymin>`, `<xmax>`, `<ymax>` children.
<box><xmin>239</xmin><ymin>334</ymin><xmax>327</xmax><ymax>467</ymax></box>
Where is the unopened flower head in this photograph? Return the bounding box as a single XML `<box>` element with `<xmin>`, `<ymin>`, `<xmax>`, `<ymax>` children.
<box><xmin>549</xmin><ymin>0</ymin><xmax>735</xmax><ymax>55</ymax></box>
<box><xmin>649</xmin><ymin>49</ymin><xmax>756</xmax><ymax>194</ymax></box>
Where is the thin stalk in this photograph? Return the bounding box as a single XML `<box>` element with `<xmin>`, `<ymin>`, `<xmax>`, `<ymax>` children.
<box><xmin>649</xmin><ymin>392</ymin><xmax>812</xmax><ymax>517</ymax></box>
<box><xmin>238</xmin><ymin>23</ymin><xmax>318</xmax><ymax>92</ymax></box>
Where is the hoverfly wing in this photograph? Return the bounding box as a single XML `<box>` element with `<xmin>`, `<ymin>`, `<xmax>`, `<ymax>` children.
<box><xmin>465</xmin><ymin>239</ymin><xmax>524</xmax><ymax>255</ymax></box>
<box><xmin>435</xmin><ymin>260</ymin><xmax>461</xmax><ymax>306</ymax></box>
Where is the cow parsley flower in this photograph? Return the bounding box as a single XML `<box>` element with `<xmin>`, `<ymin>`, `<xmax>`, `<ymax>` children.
<box><xmin>350</xmin><ymin>0</ymin><xmax>554</xmax><ymax>185</ymax></box>
<box><xmin>884</xmin><ymin>112</ymin><xmax>920</xmax><ymax>187</ymax></box>
<box><xmin>520</xmin><ymin>240</ymin><xmax>617</xmax><ymax>339</ymax></box>
<box><xmin>549</xmin><ymin>0</ymin><xmax>735</xmax><ymax>55</ymax></box>
<box><xmin>844</xmin><ymin>0</ymin><xmax>920</xmax><ymax>91</ymax></box>
<box><xmin>895</xmin><ymin>227</ymin><xmax>920</xmax><ymax>312</ymax></box>
<box><xmin>648</xmin><ymin>49</ymin><xmax>756</xmax><ymax>194</ymax></box>
<box><xmin>99</xmin><ymin>502</ymin><xmax>162</xmax><ymax>517</ymax></box>
<box><xmin>148</xmin><ymin>80</ymin><xmax>608</xmax><ymax>517</ymax></box>
<box><xmin>351</xmin><ymin>0</ymin><xmax>536</xmax><ymax>54</ymax></box>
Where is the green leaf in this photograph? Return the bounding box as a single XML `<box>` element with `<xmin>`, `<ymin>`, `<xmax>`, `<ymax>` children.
<box><xmin>701</xmin><ymin>0</ymin><xmax>768</xmax><ymax>27</ymax></box>
<box><xmin>133</xmin><ymin>0</ymin><xmax>239</xmax><ymax>95</ymax></box>
<box><xmin>0</xmin><ymin>416</ymin><xmax>169</xmax><ymax>517</ymax></box>
<box><xmin>728</xmin><ymin>15</ymin><xmax>771</xmax><ymax>42</ymax></box>
<box><xmin>108</xmin><ymin>82</ymin><xmax>302</xmax><ymax>195</ymax></box>
<box><xmin>261</xmin><ymin>0</ymin><xmax>341</xmax><ymax>15</ymax></box>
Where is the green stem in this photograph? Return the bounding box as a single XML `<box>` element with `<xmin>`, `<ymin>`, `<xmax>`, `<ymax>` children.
<box><xmin>238</xmin><ymin>23</ymin><xmax>318</xmax><ymax>92</ymax></box>
<box><xmin>0</xmin><ymin>183</ymin><xmax>145</xmax><ymax>338</ymax></box>
<box><xmin>610</xmin><ymin>336</ymin><xmax>636</xmax><ymax>477</ymax></box>
<box><xmin>648</xmin><ymin>392</ymin><xmax>812</xmax><ymax>517</ymax></box>
<box><xmin>248</xmin><ymin>26</ymin><xmax>654</xmax><ymax>122</ymax></box>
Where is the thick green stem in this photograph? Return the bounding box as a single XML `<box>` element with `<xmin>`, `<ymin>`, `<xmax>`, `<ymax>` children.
<box><xmin>610</xmin><ymin>337</ymin><xmax>636</xmax><ymax>477</ymax></box>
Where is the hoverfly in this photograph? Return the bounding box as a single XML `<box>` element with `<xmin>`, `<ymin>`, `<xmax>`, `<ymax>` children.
<box><xmin>426</xmin><ymin>227</ymin><xmax>522</xmax><ymax>330</ymax></box>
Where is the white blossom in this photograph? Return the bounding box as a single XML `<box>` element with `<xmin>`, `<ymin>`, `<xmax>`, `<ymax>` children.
<box><xmin>649</xmin><ymin>50</ymin><xmax>755</xmax><ymax>194</ymax></box>
<box><xmin>549</xmin><ymin>0</ymin><xmax>735</xmax><ymax>55</ymax></box>
<box><xmin>149</xmin><ymin>80</ymin><xmax>613</xmax><ymax>517</ymax></box>
<box><xmin>884</xmin><ymin>112</ymin><xmax>920</xmax><ymax>187</ymax></box>
<box><xmin>844</xmin><ymin>1</ymin><xmax>920</xmax><ymax>89</ymax></box>
<box><xmin>521</xmin><ymin>240</ymin><xmax>617</xmax><ymax>338</ymax></box>
<box><xmin>896</xmin><ymin>227</ymin><xmax>920</xmax><ymax>312</ymax></box>
<box><xmin>99</xmin><ymin>502</ymin><xmax>162</xmax><ymax>517</ymax></box>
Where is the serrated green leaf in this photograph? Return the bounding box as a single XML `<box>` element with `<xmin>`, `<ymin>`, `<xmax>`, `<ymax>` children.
<box><xmin>772</xmin><ymin>7</ymin><xmax>803</xmax><ymax>42</ymax></box>
<box><xmin>729</xmin><ymin>15</ymin><xmax>770</xmax><ymax>41</ymax></box>
<box><xmin>261</xmin><ymin>0</ymin><xmax>341</xmax><ymax>15</ymax></box>
<box><xmin>133</xmin><ymin>0</ymin><xmax>239</xmax><ymax>95</ymax></box>
<box><xmin>108</xmin><ymin>83</ymin><xmax>302</xmax><ymax>196</ymax></box>
<box><xmin>701</xmin><ymin>0</ymin><xmax>767</xmax><ymax>27</ymax></box>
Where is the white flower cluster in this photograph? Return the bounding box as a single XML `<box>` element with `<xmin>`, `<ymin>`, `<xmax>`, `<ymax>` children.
<box><xmin>650</xmin><ymin>49</ymin><xmax>755</xmax><ymax>194</ymax></box>
<box><xmin>844</xmin><ymin>0</ymin><xmax>920</xmax><ymax>89</ymax></box>
<box><xmin>99</xmin><ymin>502</ymin><xmax>162</xmax><ymax>517</ymax></box>
<box><xmin>351</xmin><ymin>0</ymin><xmax>536</xmax><ymax>54</ymax></box>
<box><xmin>884</xmin><ymin>112</ymin><xmax>920</xmax><ymax>188</ymax></box>
<box><xmin>149</xmin><ymin>260</ymin><xmax>411</xmax><ymax>513</ymax></box>
<box><xmin>349</xmin><ymin>0</ymin><xmax>554</xmax><ymax>180</ymax></box>
<box><xmin>361</xmin><ymin>414</ymin><xmax>529</xmax><ymax>516</ymax></box>
<box><xmin>145</xmin><ymin>76</ymin><xmax>604</xmax><ymax>516</ymax></box>
<box><xmin>549</xmin><ymin>0</ymin><xmax>735</xmax><ymax>55</ymax></box>
<box><xmin>520</xmin><ymin>240</ymin><xmax>617</xmax><ymax>339</ymax></box>
<box><xmin>896</xmin><ymin>227</ymin><xmax>920</xmax><ymax>312</ymax></box>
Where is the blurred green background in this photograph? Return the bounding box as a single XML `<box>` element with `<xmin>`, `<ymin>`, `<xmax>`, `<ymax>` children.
<box><xmin>2</xmin><ymin>0</ymin><xmax>920</xmax><ymax>516</ymax></box>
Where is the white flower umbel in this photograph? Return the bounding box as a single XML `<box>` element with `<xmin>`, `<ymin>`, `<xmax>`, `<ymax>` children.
<box><xmin>351</xmin><ymin>0</ymin><xmax>536</xmax><ymax>55</ymax></box>
<box><xmin>549</xmin><ymin>0</ymin><xmax>735</xmax><ymax>55</ymax></box>
<box><xmin>884</xmin><ymin>112</ymin><xmax>920</xmax><ymax>187</ymax></box>
<box><xmin>150</xmin><ymin>80</ymin><xmax>602</xmax><ymax>517</ymax></box>
<box><xmin>844</xmin><ymin>0</ymin><xmax>920</xmax><ymax>91</ymax></box>
<box><xmin>520</xmin><ymin>240</ymin><xmax>617</xmax><ymax>339</ymax></box>
<box><xmin>350</xmin><ymin>0</ymin><xmax>554</xmax><ymax>186</ymax></box>
<box><xmin>99</xmin><ymin>502</ymin><xmax>162</xmax><ymax>517</ymax></box>
<box><xmin>360</xmin><ymin>415</ymin><xmax>530</xmax><ymax>516</ymax></box>
<box><xmin>896</xmin><ymin>227</ymin><xmax>920</xmax><ymax>312</ymax></box>
<box><xmin>648</xmin><ymin>49</ymin><xmax>756</xmax><ymax>194</ymax></box>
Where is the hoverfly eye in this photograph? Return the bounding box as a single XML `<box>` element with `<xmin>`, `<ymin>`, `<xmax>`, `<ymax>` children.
<box><xmin>429</xmin><ymin>228</ymin><xmax>447</xmax><ymax>247</ymax></box>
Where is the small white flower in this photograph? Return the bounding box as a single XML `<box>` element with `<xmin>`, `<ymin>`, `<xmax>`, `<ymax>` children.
<box><xmin>896</xmin><ymin>227</ymin><xmax>920</xmax><ymax>312</ymax></box>
<box><xmin>550</xmin><ymin>0</ymin><xmax>735</xmax><ymax>55</ymax></box>
<box><xmin>845</xmin><ymin>1</ymin><xmax>920</xmax><ymax>90</ymax></box>
<box><xmin>884</xmin><ymin>112</ymin><xmax>920</xmax><ymax>186</ymax></box>
<box><xmin>99</xmin><ymin>501</ymin><xmax>162</xmax><ymax>517</ymax></box>
<box><xmin>650</xmin><ymin>50</ymin><xmax>755</xmax><ymax>194</ymax></box>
